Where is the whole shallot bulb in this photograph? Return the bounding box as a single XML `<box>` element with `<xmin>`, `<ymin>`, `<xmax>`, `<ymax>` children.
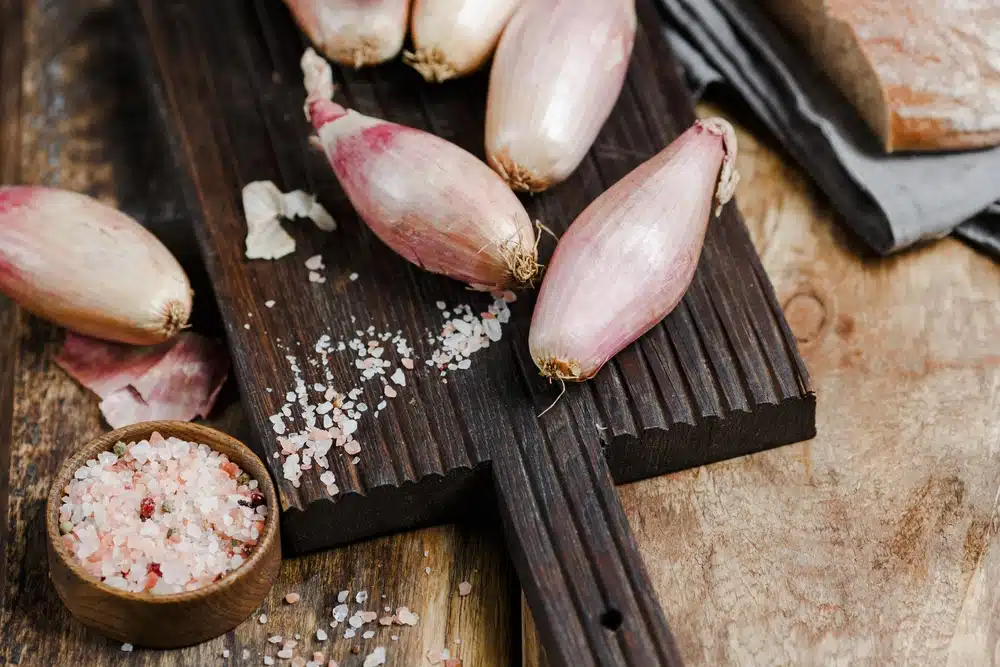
<box><xmin>302</xmin><ymin>49</ymin><xmax>538</xmax><ymax>290</ymax></box>
<box><xmin>485</xmin><ymin>0</ymin><xmax>636</xmax><ymax>192</ymax></box>
<box><xmin>404</xmin><ymin>0</ymin><xmax>521</xmax><ymax>83</ymax></box>
<box><xmin>284</xmin><ymin>0</ymin><xmax>410</xmax><ymax>68</ymax></box>
<box><xmin>0</xmin><ymin>186</ymin><xmax>192</xmax><ymax>345</ymax></box>
<box><xmin>529</xmin><ymin>118</ymin><xmax>739</xmax><ymax>381</ymax></box>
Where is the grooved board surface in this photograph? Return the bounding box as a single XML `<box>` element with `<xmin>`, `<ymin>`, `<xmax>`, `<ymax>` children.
<box><xmin>128</xmin><ymin>0</ymin><xmax>815</xmax><ymax>555</ymax></box>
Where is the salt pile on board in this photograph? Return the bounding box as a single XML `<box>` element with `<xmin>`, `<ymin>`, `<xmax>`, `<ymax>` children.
<box><xmin>58</xmin><ymin>433</ymin><xmax>266</xmax><ymax>594</ymax></box>
<box><xmin>425</xmin><ymin>292</ymin><xmax>515</xmax><ymax>378</ymax></box>
<box><xmin>264</xmin><ymin>289</ymin><xmax>516</xmax><ymax>493</ymax></box>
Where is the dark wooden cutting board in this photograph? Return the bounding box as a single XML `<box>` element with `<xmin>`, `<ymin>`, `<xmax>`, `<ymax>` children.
<box><xmin>125</xmin><ymin>1</ymin><xmax>815</xmax><ymax>665</ymax></box>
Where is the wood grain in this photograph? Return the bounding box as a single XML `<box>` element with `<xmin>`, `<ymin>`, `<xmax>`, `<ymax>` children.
<box><xmin>614</xmin><ymin>113</ymin><xmax>1000</xmax><ymax>666</ymax></box>
<box><xmin>46</xmin><ymin>422</ymin><xmax>282</xmax><ymax>649</ymax></box>
<box><xmin>0</xmin><ymin>2</ymin><xmax>516</xmax><ymax>665</ymax></box>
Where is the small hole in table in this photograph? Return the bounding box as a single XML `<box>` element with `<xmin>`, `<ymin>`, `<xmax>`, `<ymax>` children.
<box><xmin>600</xmin><ymin>608</ymin><xmax>623</xmax><ymax>631</ymax></box>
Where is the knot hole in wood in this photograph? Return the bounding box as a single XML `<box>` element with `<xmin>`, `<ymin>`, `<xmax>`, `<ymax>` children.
<box><xmin>600</xmin><ymin>608</ymin><xmax>624</xmax><ymax>631</ymax></box>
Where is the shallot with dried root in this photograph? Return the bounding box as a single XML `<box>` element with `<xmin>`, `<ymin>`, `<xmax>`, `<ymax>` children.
<box><xmin>529</xmin><ymin>118</ymin><xmax>739</xmax><ymax>382</ymax></box>
<box><xmin>0</xmin><ymin>186</ymin><xmax>192</xmax><ymax>345</ymax></box>
<box><xmin>404</xmin><ymin>0</ymin><xmax>521</xmax><ymax>83</ymax></box>
<box><xmin>284</xmin><ymin>0</ymin><xmax>410</xmax><ymax>68</ymax></box>
<box><xmin>486</xmin><ymin>0</ymin><xmax>636</xmax><ymax>192</ymax></box>
<box><xmin>302</xmin><ymin>48</ymin><xmax>539</xmax><ymax>290</ymax></box>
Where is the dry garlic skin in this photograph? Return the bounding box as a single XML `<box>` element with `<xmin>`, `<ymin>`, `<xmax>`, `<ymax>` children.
<box><xmin>0</xmin><ymin>186</ymin><xmax>191</xmax><ymax>345</ymax></box>
<box><xmin>284</xmin><ymin>0</ymin><xmax>410</xmax><ymax>68</ymax></box>
<box><xmin>485</xmin><ymin>0</ymin><xmax>637</xmax><ymax>192</ymax></box>
<box><xmin>529</xmin><ymin>119</ymin><xmax>737</xmax><ymax>381</ymax></box>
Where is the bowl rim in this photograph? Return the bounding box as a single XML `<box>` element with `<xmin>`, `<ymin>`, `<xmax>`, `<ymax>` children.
<box><xmin>46</xmin><ymin>420</ymin><xmax>280</xmax><ymax>605</ymax></box>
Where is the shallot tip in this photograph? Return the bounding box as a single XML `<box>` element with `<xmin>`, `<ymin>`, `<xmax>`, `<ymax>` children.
<box><xmin>695</xmin><ymin>117</ymin><xmax>740</xmax><ymax>216</ymax></box>
<box><xmin>536</xmin><ymin>357</ymin><xmax>583</xmax><ymax>382</ymax></box>
<box><xmin>403</xmin><ymin>49</ymin><xmax>457</xmax><ymax>83</ymax></box>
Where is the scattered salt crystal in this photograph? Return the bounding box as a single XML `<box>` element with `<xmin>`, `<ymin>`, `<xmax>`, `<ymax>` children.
<box><xmin>344</xmin><ymin>628</ymin><xmax>356</xmax><ymax>639</ymax></box>
<box><xmin>344</xmin><ymin>441</ymin><xmax>361</xmax><ymax>456</ymax></box>
<box><xmin>121</xmin><ymin>643</ymin><xmax>133</xmax><ymax>652</ymax></box>
<box><xmin>425</xmin><ymin>566</ymin><xmax>431</xmax><ymax>575</ymax></box>
<box><xmin>264</xmin><ymin>657</ymin><xmax>275</xmax><ymax>666</ymax></box>
<box><xmin>292</xmin><ymin>658</ymin><xmax>307</xmax><ymax>667</ymax></box>
<box><xmin>436</xmin><ymin>301</ymin><xmax>446</xmax><ymax>309</ymax></box>
<box><xmin>265</xmin><ymin>300</ymin><xmax>276</xmax><ymax>308</ymax></box>
<box><xmin>349</xmin><ymin>272</ymin><xmax>359</xmax><ymax>281</ymax></box>
<box><xmin>333</xmin><ymin>604</ymin><xmax>349</xmax><ymax>621</ymax></box>
<box><xmin>351</xmin><ymin>456</ymin><xmax>361</xmax><ymax>465</ymax></box>
<box><xmin>244</xmin><ymin>323</ymin><xmax>251</xmax><ymax>330</ymax></box>
<box><xmin>222</xmin><ymin>649</ymin><xmax>231</xmax><ymax>658</ymax></box>
<box><xmin>401</xmin><ymin>358</ymin><xmax>414</xmax><ymax>370</ymax></box>
<box><xmin>363</xmin><ymin>647</ymin><xmax>387</xmax><ymax>667</ymax></box>
<box><xmin>379</xmin><ymin>616</ymin><xmax>393</xmax><ymax>626</ymax></box>
<box><xmin>277</xmin><ymin>648</ymin><xmax>294</xmax><ymax>659</ymax></box>
<box><xmin>259</xmin><ymin>614</ymin><xmax>268</xmax><ymax>624</ymax></box>
<box><xmin>284</xmin><ymin>639</ymin><xmax>299</xmax><ymax>649</ymax></box>
<box><xmin>391</xmin><ymin>635</ymin><xmax>398</xmax><ymax>641</ymax></box>
<box><xmin>356</xmin><ymin>590</ymin><xmax>369</xmax><ymax>603</ymax></box>
<box><xmin>390</xmin><ymin>368</ymin><xmax>406</xmax><ymax>387</ymax></box>
<box><xmin>377</xmin><ymin>401</ymin><xmax>387</xmax><ymax>410</ymax></box>
<box><xmin>337</xmin><ymin>590</ymin><xmax>349</xmax><ymax>603</ymax></box>
<box><xmin>316</xmin><ymin>629</ymin><xmax>328</xmax><ymax>641</ymax></box>
<box><xmin>395</xmin><ymin>606</ymin><xmax>419</xmax><ymax>626</ymax></box>
<box><xmin>424</xmin><ymin>550</ymin><xmax>429</xmax><ymax>557</ymax></box>
<box><xmin>349</xmin><ymin>614</ymin><xmax>364</xmax><ymax>628</ymax></box>
<box><xmin>243</xmin><ymin>649</ymin><xmax>251</xmax><ymax>659</ymax></box>
<box><xmin>308</xmin><ymin>271</ymin><xmax>325</xmax><ymax>283</ymax></box>
<box><xmin>285</xmin><ymin>592</ymin><xmax>301</xmax><ymax>604</ymax></box>
<box><xmin>459</xmin><ymin>581</ymin><xmax>472</xmax><ymax>596</ymax></box>
<box><xmin>384</xmin><ymin>386</ymin><xmax>397</xmax><ymax>398</ymax></box>
<box><xmin>363</xmin><ymin>630</ymin><xmax>375</xmax><ymax>639</ymax></box>
<box><xmin>305</xmin><ymin>255</ymin><xmax>325</xmax><ymax>270</ymax></box>
<box><xmin>268</xmin><ymin>636</ymin><xmax>284</xmax><ymax>644</ymax></box>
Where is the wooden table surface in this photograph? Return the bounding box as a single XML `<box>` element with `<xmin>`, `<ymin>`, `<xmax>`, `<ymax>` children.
<box><xmin>2</xmin><ymin>2</ymin><xmax>999</xmax><ymax>666</ymax></box>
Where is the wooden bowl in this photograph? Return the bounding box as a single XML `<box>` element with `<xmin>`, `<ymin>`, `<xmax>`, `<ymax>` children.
<box><xmin>45</xmin><ymin>421</ymin><xmax>281</xmax><ymax>648</ymax></box>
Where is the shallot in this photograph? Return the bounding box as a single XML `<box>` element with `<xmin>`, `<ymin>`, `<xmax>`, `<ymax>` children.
<box><xmin>485</xmin><ymin>0</ymin><xmax>637</xmax><ymax>192</ymax></box>
<box><xmin>0</xmin><ymin>186</ymin><xmax>192</xmax><ymax>345</ymax></box>
<box><xmin>302</xmin><ymin>48</ymin><xmax>538</xmax><ymax>290</ymax></box>
<box><xmin>528</xmin><ymin>118</ymin><xmax>739</xmax><ymax>381</ymax></box>
<box><xmin>404</xmin><ymin>0</ymin><xmax>521</xmax><ymax>83</ymax></box>
<box><xmin>284</xmin><ymin>0</ymin><xmax>410</xmax><ymax>68</ymax></box>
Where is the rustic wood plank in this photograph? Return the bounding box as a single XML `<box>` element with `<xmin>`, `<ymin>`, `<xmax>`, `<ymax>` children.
<box><xmin>0</xmin><ymin>0</ymin><xmax>25</xmax><ymax>608</ymax></box>
<box><xmin>0</xmin><ymin>2</ymin><xmax>517</xmax><ymax>665</ymax></box>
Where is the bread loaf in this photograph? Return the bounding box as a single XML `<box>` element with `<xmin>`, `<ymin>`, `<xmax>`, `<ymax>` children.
<box><xmin>757</xmin><ymin>0</ymin><xmax>1000</xmax><ymax>153</ymax></box>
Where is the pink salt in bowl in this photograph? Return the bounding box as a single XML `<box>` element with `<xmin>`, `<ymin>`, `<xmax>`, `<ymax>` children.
<box><xmin>45</xmin><ymin>421</ymin><xmax>281</xmax><ymax>649</ymax></box>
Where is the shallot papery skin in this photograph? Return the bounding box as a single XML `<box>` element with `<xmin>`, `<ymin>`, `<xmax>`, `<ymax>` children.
<box><xmin>485</xmin><ymin>0</ymin><xmax>636</xmax><ymax>192</ymax></box>
<box><xmin>528</xmin><ymin>118</ymin><xmax>739</xmax><ymax>381</ymax></box>
<box><xmin>302</xmin><ymin>48</ymin><xmax>538</xmax><ymax>289</ymax></box>
<box><xmin>404</xmin><ymin>0</ymin><xmax>521</xmax><ymax>83</ymax></box>
<box><xmin>284</xmin><ymin>0</ymin><xmax>410</xmax><ymax>68</ymax></box>
<box><xmin>0</xmin><ymin>186</ymin><xmax>192</xmax><ymax>346</ymax></box>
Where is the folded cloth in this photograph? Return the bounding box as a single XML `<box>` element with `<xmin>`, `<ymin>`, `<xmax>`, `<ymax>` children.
<box><xmin>658</xmin><ymin>0</ymin><xmax>1000</xmax><ymax>259</ymax></box>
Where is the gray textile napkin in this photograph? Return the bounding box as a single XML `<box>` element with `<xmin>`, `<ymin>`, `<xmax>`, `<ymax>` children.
<box><xmin>658</xmin><ymin>0</ymin><xmax>1000</xmax><ymax>259</ymax></box>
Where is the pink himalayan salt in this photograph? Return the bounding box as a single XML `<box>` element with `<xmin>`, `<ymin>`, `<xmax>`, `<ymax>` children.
<box><xmin>59</xmin><ymin>432</ymin><xmax>266</xmax><ymax>594</ymax></box>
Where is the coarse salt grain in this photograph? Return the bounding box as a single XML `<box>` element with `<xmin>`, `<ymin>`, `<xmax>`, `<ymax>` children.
<box><xmin>458</xmin><ymin>581</ymin><xmax>472</xmax><ymax>596</ymax></box>
<box><xmin>264</xmin><ymin>658</ymin><xmax>275</xmax><ymax>666</ymax></box>
<box><xmin>121</xmin><ymin>643</ymin><xmax>133</xmax><ymax>652</ymax></box>
<box><xmin>349</xmin><ymin>272</ymin><xmax>359</xmax><ymax>281</ymax></box>
<box><xmin>277</xmin><ymin>649</ymin><xmax>294</xmax><ymax>659</ymax></box>
<box><xmin>425</xmin><ymin>567</ymin><xmax>431</xmax><ymax>575</ymax></box>
<box><xmin>316</xmin><ymin>629</ymin><xmax>328</xmax><ymax>641</ymax></box>
<box><xmin>222</xmin><ymin>649</ymin><xmax>231</xmax><ymax>658</ymax></box>
<box><xmin>265</xmin><ymin>300</ymin><xmax>276</xmax><ymax>308</ymax></box>
<box><xmin>59</xmin><ymin>434</ymin><xmax>265</xmax><ymax>595</ymax></box>
<box><xmin>259</xmin><ymin>614</ymin><xmax>268</xmax><ymax>624</ymax></box>
<box><xmin>268</xmin><ymin>635</ymin><xmax>284</xmax><ymax>644</ymax></box>
<box><xmin>356</xmin><ymin>590</ymin><xmax>369</xmax><ymax>603</ymax></box>
<box><xmin>305</xmin><ymin>255</ymin><xmax>325</xmax><ymax>270</ymax></box>
<box><xmin>363</xmin><ymin>647</ymin><xmax>387</xmax><ymax>667</ymax></box>
<box><xmin>285</xmin><ymin>592</ymin><xmax>301</xmax><ymax>604</ymax></box>
<box><xmin>384</xmin><ymin>385</ymin><xmax>397</xmax><ymax>398</ymax></box>
<box><xmin>362</xmin><ymin>630</ymin><xmax>375</xmax><ymax>639</ymax></box>
<box><xmin>395</xmin><ymin>606</ymin><xmax>419</xmax><ymax>626</ymax></box>
<box><xmin>338</xmin><ymin>590</ymin><xmax>349</xmax><ymax>603</ymax></box>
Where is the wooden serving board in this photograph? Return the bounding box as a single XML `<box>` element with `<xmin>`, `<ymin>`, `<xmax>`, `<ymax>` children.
<box><xmin>126</xmin><ymin>1</ymin><xmax>815</xmax><ymax>665</ymax></box>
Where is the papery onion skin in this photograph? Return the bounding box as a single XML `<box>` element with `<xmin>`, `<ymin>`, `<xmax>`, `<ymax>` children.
<box><xmin>0</xmin><ymin>186</ymin><xmax>193</xmax><ymax>346</ymax></box>
<box><xmin>302</xmin><ymin>49</ymin><xmax>538</xmax><ymax>290</ymax></box>
<box><xmin>528</xmin><ymin>118</ymin><xmax>739</xmax><ymax>381</ymax></box>
<box><xmin>284</xmin><ymin>0</ymin><xmax>410</xmax><ymax>68</ymax></box>
<box><xmin>485</xmin><ymin>0</ymin><xmax>637</xmax><ymax>192</ymax></box>
<box><xmin>404</xmin><ymin>0</ymin><xmax>521</xmax><ymax>83</ymax></box>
